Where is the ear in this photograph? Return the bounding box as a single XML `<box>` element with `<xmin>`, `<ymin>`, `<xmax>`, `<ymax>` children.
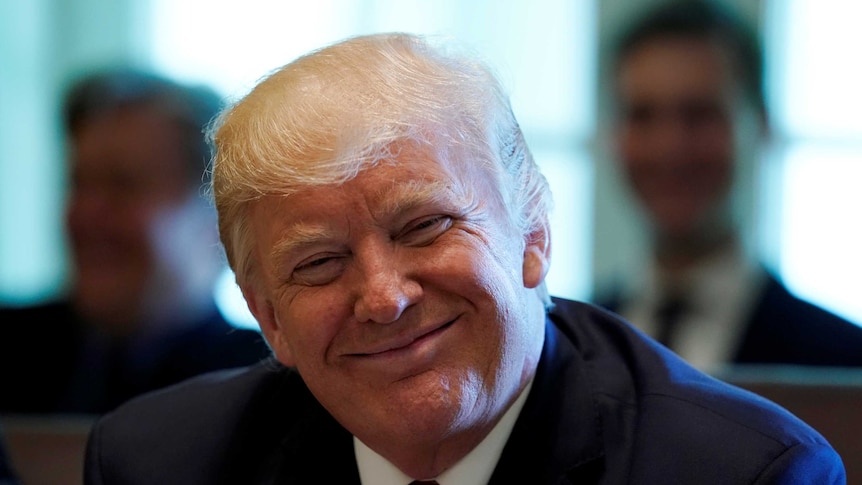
<box><xmin>242</xmin><ymin>285</ymin><xmax>296</xmax><ymax>366</ymax></box>
<box><xmin>522</xmin><ymin>218</ymin><xmax>551</xmax><ymax>289</ymax></box>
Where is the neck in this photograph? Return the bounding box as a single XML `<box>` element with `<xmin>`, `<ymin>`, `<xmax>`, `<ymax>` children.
<box><xmin>356</xmin><ymin>375</ymin><xmax>536</xmax><ymax>482</ymax></box>
<box><xmin>654</xmin><ymin>227</ymin><xmax>736</xmax><ymax>277</ymax></box>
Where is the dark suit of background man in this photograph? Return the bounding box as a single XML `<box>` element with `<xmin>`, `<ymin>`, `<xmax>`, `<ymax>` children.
<box><xmin>594</xmin><ymin>0</ymin><xmax>862</xmax><ymax>372</ymax></box>
<box><xmin>0</xmin><ymin>428</ymin><xmax>22</xmax><ymax>485</ymax></box>
<box><xmin>83</xmin><ymin>33</ymin><xmax>845</xmax><ymax>484</ymax></box>
<box><xmin>0</xmin><ymin>68</ymin><xmax>271</xmax><ymax>415</ymax></box>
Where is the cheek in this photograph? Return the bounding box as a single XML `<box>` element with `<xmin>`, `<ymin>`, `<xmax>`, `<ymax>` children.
<box><xmin>692</xmin><ymin>128</ymin><xmax>735</xmax><ymax>190</ymax></box>
<box><xmin>271</xmin><ymin>287</ymin><xmax>350</xmax><ymax>367</ymax></box>
<box><xmin>451</xmin><ymin>233</ymin><xmax>525</xmax><ymax>309</ymax></box>
<box><xmin>695</xmin><ymin>124</ymin><xmax>734</xmax><ymax>159</ymax></box>
<box><xmin>617</xmin><ymin>129</ymin><xmax>655</xmax><ymax>183</ymax></box>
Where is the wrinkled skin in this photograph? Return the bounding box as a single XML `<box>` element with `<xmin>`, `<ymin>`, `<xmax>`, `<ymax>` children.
<box><xmin>242</xmin><ymin>143</ymin><xmax>550</xmax><ymax>478</ymax></box>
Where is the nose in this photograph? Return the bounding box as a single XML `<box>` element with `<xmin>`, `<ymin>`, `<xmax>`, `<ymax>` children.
<box><xmin>353</xmin><ymin>250</ymin><xmax>421</xmax><ymax>324</ymax></box>
<box><xmin>66</xmin><ymin>185</ymin><xmax>116</xmax><ymax>236</ymax></box>
<box><xmin>646</xmin><ymin>112</ymin><xmax>690</xmax><ymax>158</ymax></box>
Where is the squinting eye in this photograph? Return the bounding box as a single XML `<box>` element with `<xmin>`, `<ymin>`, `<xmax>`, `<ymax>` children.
<box><xmin>292</xmin><ymin>254</ymin><xmax>345</xmax><ymax>286</ymax></box>
<box><xmin>296</xmin><ymin>256</ymin><xmax>333</xmax><ymax>270</ymax></box>
<box><xmin>413</xmin><ymin>216</ymin><xmax>444</xmax><ymax>231</ymax></box>
<box><xmin>398</xmin><ymin>215</ymin><xmax>452</xmax><ymax>246</ymax></box>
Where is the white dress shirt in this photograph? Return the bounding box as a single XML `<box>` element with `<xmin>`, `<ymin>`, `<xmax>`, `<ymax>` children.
<box><xmin>617</xmin><ymin>242</ymin><xmax>767</xmax><ymax>373</ymax></box>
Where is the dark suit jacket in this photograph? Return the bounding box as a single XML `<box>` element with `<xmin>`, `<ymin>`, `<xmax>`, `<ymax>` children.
<box><xmin>0</xmin><ymin>299</ymin><xmax>272</xmax><ymax>414</ymax></box>
<box><xmin>0</xmin><ymin>427</ymin><xmax>22</xmax><ymax>485</ymax></box>
<box><xmin>734</xmin><ymin>273</ymin><xmax>862</xmax><ymax>366</ymax></box>
<box><xmin>596</xmin><ymin>270</ymin><xmax>862</xmax><ymax>367</ymax></box>
<box><xmin>83</xmin><ymin>298</ymin><xmax>845</xmax><ymax>484</ymax></box>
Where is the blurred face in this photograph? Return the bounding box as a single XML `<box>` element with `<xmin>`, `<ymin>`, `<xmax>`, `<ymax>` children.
<box><xmin>242</xmin><ymin>143</ymin><xmax>548</xmax><ymax>458</ymax></box>
<box><xmin>66</xmin><ymin>107</ymin><xmax>193</xmax><ymax>333</ymax></box>
<box><xmin>613</xmin><ymin>37</ymin><xmax>749</xmax><ymax>243</ymax></box>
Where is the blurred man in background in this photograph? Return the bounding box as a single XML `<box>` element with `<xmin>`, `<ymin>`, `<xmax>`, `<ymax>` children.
<box><xmin>596</xmin><ymin>0</ymin><xmax>862</xmax><ymax>371</ymax></box>
<box><xmin>0</xmin><ymin>68</ymin><xmax>271</xmax><ymax>414</ymax></box>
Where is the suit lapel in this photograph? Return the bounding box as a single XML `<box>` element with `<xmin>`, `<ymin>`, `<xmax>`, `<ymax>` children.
<box><xmin>488</xmin><ymin>318</ymin><xmax>605</xmax><ymax>484</ymax></box>
<box><xmin>272</xmin><ymin>394</ymin><xmax>361</xmax><ymax>484</ymax></box>
<box><xmin>215</xmin><ymin>365</ymin><xmax>361</xmax><ymax>485</ymax></box>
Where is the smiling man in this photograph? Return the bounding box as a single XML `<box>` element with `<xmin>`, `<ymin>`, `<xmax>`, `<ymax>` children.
<box><xmin>83</xmin><ymin>33</ymin><xmax>845</xmax><ymax>484</ymax></box>
<box><xmin>596</xmin><ymin>0</ymin><xmax>862</xmax><ymax>372</ymax></box>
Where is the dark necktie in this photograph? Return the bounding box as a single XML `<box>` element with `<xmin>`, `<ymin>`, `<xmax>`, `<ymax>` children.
<box><xmin>655</xmin><ymin>292</ymin><xmax>688</xmax><ymax>349</ymax></box>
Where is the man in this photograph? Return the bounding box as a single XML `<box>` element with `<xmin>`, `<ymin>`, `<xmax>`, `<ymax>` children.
<box><xmin>596</xmin><ymin>0</ymin><xmax>862</xmax><ymax>371</ymax></box>
<box><xmin>83</xmin><ymin>33</ymin><xmax>844</xmax><ymax>484</ymax></box>
<box><xmin>0</xmin><ymin>68</ymin><xmax>271</xmax><ymax>414</ymax></box>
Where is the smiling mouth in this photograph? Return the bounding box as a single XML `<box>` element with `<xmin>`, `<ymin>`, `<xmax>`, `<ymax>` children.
<box><xmin>354</xmin><ymin>319</ymin><xmax>456</xmax><ymax>357</ymax></box>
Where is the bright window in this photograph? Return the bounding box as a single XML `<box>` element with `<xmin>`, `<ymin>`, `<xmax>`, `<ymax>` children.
<box><xmin>765</xmin><ymin>0</ymin><xmax>862</xmax><ymax>325</ymax></box>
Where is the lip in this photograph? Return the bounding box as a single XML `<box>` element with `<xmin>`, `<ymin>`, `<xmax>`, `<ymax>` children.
<box><xmin>351</xmin><ymin>319</ymin><xmax>456</xmax><ymax>358</ymax></box>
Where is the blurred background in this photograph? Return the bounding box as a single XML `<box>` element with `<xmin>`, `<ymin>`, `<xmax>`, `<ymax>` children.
<box><xmin>1</xmin><ymin>0</ymin><xmax>860</xmax><ymax>329</ymax></box>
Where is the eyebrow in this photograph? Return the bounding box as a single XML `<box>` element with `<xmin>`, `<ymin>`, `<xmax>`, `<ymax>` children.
<box><xmin>372</xmin><ymin>179</ymin><xmax>456</xmax><ymax>217</ymax></box>
<box><xmin>269</xmin><ymin>223</ymin><xmax>336</xmax><ymax>278</ymax></box>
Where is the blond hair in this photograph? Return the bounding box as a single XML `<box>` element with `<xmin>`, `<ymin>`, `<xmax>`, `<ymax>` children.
<box><xmin>208</xmin><ymin>33</ymin><xmax>553</xmax><ymax>306</ymax></box>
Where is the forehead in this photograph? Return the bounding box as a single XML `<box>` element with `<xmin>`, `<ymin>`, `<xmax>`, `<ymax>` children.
<box><xmin>617</xmin><ymin>37</ymin><xmax>738</xmax><ymax>99</ymax></box>
<box><xmin>289</xmin><ymin>139</ymin><xmax>486</xmax><ymax>199</ymax></box>
<box><xmin>73</xmin><ymin>108</ymin><xmax>187</xmax><ymax>172</ymax></box>
<box><xmin>256</xmin><ymin>141</ymin><xmax>479</xmax><ymax>218</ymax></box>
<box><xmin>249</xmin><ymin>144</ymin><xmax>483</xmax><ymax>263</ymax></box>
